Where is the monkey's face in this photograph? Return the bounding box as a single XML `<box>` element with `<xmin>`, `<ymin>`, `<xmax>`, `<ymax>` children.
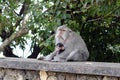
<box><xmin>55</xmin><ymin>25</ymin><xmax>72</xmax><ymax>43</ymax></box>
<box><xmin>56</xmin><ymin>46</ymin><xmax>65</xmax><ymax>53</ymax></box>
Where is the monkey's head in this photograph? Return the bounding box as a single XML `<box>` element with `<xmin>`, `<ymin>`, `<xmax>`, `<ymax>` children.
<box><xmin>55</xmin><ymin>24</ymin><xmax>72</xmax><ymax>44</ymax></box>
<box><xmin>56</xmin><ymin>43</ymin><xmax>65</xmax><ymax>53</ymax></box>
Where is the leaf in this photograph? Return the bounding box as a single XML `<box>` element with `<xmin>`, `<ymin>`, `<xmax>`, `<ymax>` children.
<box><xmin>66</xmin><ymin>0</ymin><xmax>70</xmax><ymax>3</ymax></box>
<box><xmin>55</xmin><ymin>0</ymin><xmax>60</xmax><ymax>6</ymax></box>
<box><xmin>56</xmin><ymin>11</ymin><xmax>61</xmax><ymax>16</ymax></box>
<box><xmin>62</xmin><ymin>2</ymin><xmax>67</xmax><ymax>8</ymax></box>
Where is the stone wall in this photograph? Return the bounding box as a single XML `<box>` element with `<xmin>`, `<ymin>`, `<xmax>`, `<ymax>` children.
<box><xmin>0</xmin><ymin>58</ymin><xmax>120</xmax><ymax>80</ymax></box>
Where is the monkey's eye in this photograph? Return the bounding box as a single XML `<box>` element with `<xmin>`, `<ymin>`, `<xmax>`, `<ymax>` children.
<box><xmin>62</xmin><ymin>29</ymin><xmax>66</xmax><ymax>31</ymax></box>
<box><xmin>59</xmin><ymin>29</ymin><xmax>62</xmax><ymax>31</ymax></box>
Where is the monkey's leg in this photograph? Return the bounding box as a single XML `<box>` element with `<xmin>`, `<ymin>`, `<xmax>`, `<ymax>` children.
<box><xmin>66</xmin><ymin>49</ymin><xmax>89</xmax><ymax>61</ymax></box>
<box><xmin>44</xmin><ymin>51</ymin><xmax>58</xmax><ymax>61</ymax></box>
<box><xmin>51</xmin><ymin>56</ymin><xmax>67</xmax><ymax>62</ymax></box>
<box><xmin>51</xmin><ymin>59</ymin><xmax>67</xmax><ymax>62</ymax></box>
<box><xmin>66</xmin><ymin>49</ymin><xmax>79</xmax><ymax>61</ymax></box>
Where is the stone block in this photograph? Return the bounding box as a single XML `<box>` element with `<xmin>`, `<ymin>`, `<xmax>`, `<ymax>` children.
<box><xmin>56</xmin><ymin>73</ymin><xmax>66</xmax><ymax>80</ymax></box>
<box><xmin>103</xmin><ymin>76</ymin><xmax>118</xmax><ymax>80</ymax></box>
<box><xmin>47</xmin><ymin>76</ymin><xmax>57</xmax><ymax>80</ymax></box>
<box><xmin>0</xmin><ymin>68</ymin><xmax>5</xmax><ymax>78</ymax></box>
<box><xmin>66</xmin><ymin>73</ymin><xmax>76</xmax><ymax>80</ymax></box>
<box><xmin>40</xmin><ymin>71</ymin><xmax>48</xmax><ymax>80</ymax></box>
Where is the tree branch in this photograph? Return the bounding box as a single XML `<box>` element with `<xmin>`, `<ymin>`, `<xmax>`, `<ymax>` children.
<box><xmin>87</xmin><ymin>17</ymin><xmax>103</xmax><ymax>22</ymax></box>
<box><xmin>27</xmin><ymin>44</ymin><xmax>44</xmax><ymax>58</ymax></box>
<box><xmin>0</xmin><ymin>15</ymin><xmax>29</xmax><ymax>51</ymax></box>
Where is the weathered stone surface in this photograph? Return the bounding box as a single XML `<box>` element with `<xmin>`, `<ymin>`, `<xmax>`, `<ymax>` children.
<box><xmin>0</xmin><ymin>78</ymin><xmax>3</xmax><ymax>80</ymax></box>
<box><xmin>0</xmin><ymin>58</ymin><xmax>120</xmax><ymax>77</ymax></box>
<box><xmin>0</xmin><ymin>68</ymin><xmax>5</xmax><ymax>78</ymax></box>
<box><xmin>56</xmin><ymin>73</ymin><xmax>65</xmax><ymax>80</ymax></box>
<box><xmin>103</xmin><ymin>76</ymin><xmax>118</xmax><ymax>80</ymax></box>
<box><xmin>47</xmin><ymin>72</ymin><xmax>56</xmax><ymax>76</ymax></box>
<box><xmin>76</xmin><ymin>75</ymin><xmax>102</xmax><ymax>80</ymax></box>
<box><xmin>0</xmin><ymin>68</ymin><xmax>40</xmax><ymax>80</ymax></box>
<box><xmin>66</xmin><ymin>73</ymin><xmax>76</xmax><ymax>80</ymax></box>
<box><xmin>86</xmin><ymin>76</ymin><xmax>102</xmax><ymax>80</ymax></box>
<box><xmin>4</xmin><ymin>69</ymin><xmax>24</xmax><ymax>80</ymax></box>
<box><xmin>4</xmin><ymin>75</ymin><xmax>16</xmax><ymax>80</ymax></box>
<box><xmin>47</xmin><ymin>76</ymin><xmax>57</xmax><ymax>80</ymax></box>
<box><xmin>0</xmin><ymin>68</ymin><xmax>120</xmax><ymax>80</ymax></box>
<box><xmin>0</xmin><ymin>58</ymin><xmax>120</xmax><ymax>80</ymax></box>
<box><xmin>40</xmin><ymin>70</ymin><xmax>48</xmax><ymax>80</ymax></box>
<box><xmin>77</xmin><ymin>75</ymin><xmax>86</xmax><ymax>80</ymax></box>
<box><xmin>25</xmin><ymin>70</ymin><xmax>40</xmax><ymax>80</ymax></box>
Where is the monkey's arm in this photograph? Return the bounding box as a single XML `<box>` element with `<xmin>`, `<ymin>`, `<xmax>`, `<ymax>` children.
<box><xmin>44</xmin><ymin>50</ymin><xmax>58</xmax><ymax>61</ymax></box>
<box><xmin>66</xmin><ymin>49</ymin><xmax>78</xmax><ymax>61</ymax></box>
<box><xmin>66</xmin><ymin>49</ymin><xmax>89</xmax><ymax>61</ymax></box>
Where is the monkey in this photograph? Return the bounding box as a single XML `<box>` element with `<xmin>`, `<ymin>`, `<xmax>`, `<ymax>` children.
<box><xmin>38</xmin><ymin>43</ymin><xmax>65</xmax><ymax>61</ymax></box>
<box><xmin>44</xmin><ymin>24</ymin><xmax>89</xmax><ymax>62</ymax></box>
<box><xmin>55</xmin><ymin>43</ymin><xmax>65</xmax><ymax>54</ymax></box>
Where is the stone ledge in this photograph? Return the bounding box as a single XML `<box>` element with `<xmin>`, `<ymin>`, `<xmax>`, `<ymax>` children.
<box><xmin>0</xmin><ymin>58</ymin><xmax>120</xmax><ymax>77</ymax></box>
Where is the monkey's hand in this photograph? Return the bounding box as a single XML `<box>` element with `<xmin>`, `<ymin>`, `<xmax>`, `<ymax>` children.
<box><xmin>55</xmin><ymin>47</ymin><xmax>61</xmax><ymax>52</ymax></box>
<box><xmin>44</xmin><ymin>50</ymin><xmax>58</xmax><ymax>61</ymax></box>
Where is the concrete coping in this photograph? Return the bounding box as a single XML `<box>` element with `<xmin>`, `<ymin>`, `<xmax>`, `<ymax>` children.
<box><xmin>0</xmin><ymin>57</ymin><xmax>120</xmax><ymax>77</ymax></box>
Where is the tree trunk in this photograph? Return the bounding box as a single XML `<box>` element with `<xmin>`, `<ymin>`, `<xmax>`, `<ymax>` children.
<box><xmin>28</xmin><ymin>44</ymin><xmax>43</xmax><ymax>58</ymax></box>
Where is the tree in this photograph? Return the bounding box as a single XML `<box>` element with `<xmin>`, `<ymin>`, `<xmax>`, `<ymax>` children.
<box><xmin>0</xmin><ymin>0</ymin><xmax>120</xmax><ymax>62</ymax></box>
<box><xmin>0</xmin><ymin>0</ymin><xmax>31</xmax><ymax>57</ymax></box>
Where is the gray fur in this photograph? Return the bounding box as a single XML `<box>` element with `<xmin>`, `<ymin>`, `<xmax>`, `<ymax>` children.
<box><xmin>45</xmin><ymin>25</ymin><xmax>89</xmax><ymax>62</ymax></box>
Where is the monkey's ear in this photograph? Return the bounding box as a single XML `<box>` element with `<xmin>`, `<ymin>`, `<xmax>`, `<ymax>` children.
<box><xmin>64</xmin><ymin>24</ymin><xmax>67</xmax><ymax>26</ymax></box>
<box><xmin>62</xmin><ymin>24</ymin><xmax>67</xmax><ymax>27</ymax></box>
<box><xmin>68</xmin><ymin>28</ymin><xmax>72</xmax><ymax>33</ymax></box>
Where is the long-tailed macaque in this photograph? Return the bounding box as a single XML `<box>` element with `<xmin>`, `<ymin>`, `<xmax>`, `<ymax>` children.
<box><xmin>40</xmin><ymin>43</ymin><xmax>65</xmax><ymax>61</ymax></box>
<box><xmin>44</xmin><ymin>25</ymin><xmax>89</xmax><ymax>61</ymax></box>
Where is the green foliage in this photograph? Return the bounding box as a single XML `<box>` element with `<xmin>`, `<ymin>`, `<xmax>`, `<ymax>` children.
<box><xmin>0</xmin><ymin>0</ymin><xmax>120</xmax><ymax>62</ymax></box>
